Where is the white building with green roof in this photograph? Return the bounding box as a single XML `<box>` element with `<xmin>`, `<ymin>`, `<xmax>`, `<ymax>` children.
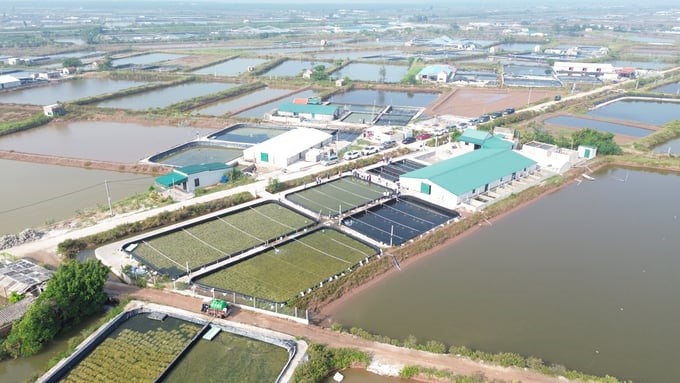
<box><xmin>155</xmin><ymin>162</ymin><xmax>230</xmax><ymax>193</ymax></box>
<box><xmin>400</xmin><ymin>148</ymin><xmax>537</xmax><ymax>207</ymax></box>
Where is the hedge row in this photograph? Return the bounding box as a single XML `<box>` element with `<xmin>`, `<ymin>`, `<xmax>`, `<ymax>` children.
<box><xmin>0</xmin><ymin>112</ymin><xmax>52</xmax><ymax>136</ymax></box>
<box><xmin>633</xmin><ymin>120</ymin><xmax>680</xmax><ymax>152</ymax></box>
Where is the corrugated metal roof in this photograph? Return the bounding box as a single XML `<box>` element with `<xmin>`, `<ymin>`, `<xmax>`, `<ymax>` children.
<box><xmin>155</xmin><ymin>172</ymin><xmax>188</xmax><ymax>187</ymax></box>
<box><xmin>177</xmin><ymin>162</ymin><xmax>229</xmax><ymax>175</ymax></box>
<box><xmin>278</xmin><ymin>102</ymin><xmax>338</xmax><ymax>115</ymax></box>
<box><xmin>401</xmin><ymin>149</ymin><xmax>536</xmax><ymax>195</ymax></box>
<box><xmin>0</xmin><ymin>296</ymin><xmax>35</xmax><ymax>327</ymax></box>
<box><xmin>0</xmin><ymin>259</ymin><xmax>52</xmax><ymax>297</ymax></box>
<box><xmin>458</xmin><ymin>129</ymin><xmax>492</xmax><ymax>145</ymax></box>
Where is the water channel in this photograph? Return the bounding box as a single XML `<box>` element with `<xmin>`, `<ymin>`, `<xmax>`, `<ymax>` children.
<box><xmin>330</xmin><ymin>167</ymin><xmax>680</xmax><ymax>383</ymax></box>
<box><xmin>0</xmin><ymin>121</ymin><xmax>214</xmax><ymax>163</ymax></box>
<box><xmin>0</xmin><ymin>159</ymin><xmax>152</xmax><ymax>235</ymax></box>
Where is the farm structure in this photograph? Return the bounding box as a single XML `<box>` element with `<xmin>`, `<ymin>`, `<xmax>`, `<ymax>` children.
<box><xmin>122</xmin><ymin>201</ymin><xmax>316</xmax><ymax>278</ymax></box>
<box><xmin>367</xmin><ymin>159</ymin><xmax>426</xmax><ymax>182</ymax></box>
<box><xmin>195</xmin><ymin>228</ymin><xmax>378</xmax><ymax>302</ymax></box>
<box><xmin>155</xmin><ymin>162</ymin><xmax>231</xmax><ymax>192</ymax></box>
<box><xmin>286</xmin><ymin>176</ymin><xmax>392</xmax><ymax>217</ymax></box>
<box><xmin>242</xmin><ymin>127</ymin><xmax>333</xmax><ymax>168</ymax></box>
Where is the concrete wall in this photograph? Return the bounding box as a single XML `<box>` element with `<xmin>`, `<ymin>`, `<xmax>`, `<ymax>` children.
<box><xmin>185</xmin><ymin>169</ymin><xmax>226</xmax><ymax>192</ymax></box>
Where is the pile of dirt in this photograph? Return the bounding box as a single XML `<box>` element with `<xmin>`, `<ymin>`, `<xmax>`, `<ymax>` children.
<box><xmin>0</xmin><ymin>228</ymin><xmax>45</xmax><ymax>251</ymax></box>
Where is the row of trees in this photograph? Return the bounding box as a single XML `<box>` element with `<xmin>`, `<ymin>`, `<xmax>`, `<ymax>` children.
<box><xmin>519</xmin><ymin>126</ymin><xmax>622</xmax><ymax>155</ymax></box>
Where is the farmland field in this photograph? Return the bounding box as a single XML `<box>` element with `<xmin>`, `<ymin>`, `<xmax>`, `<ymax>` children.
<box><xmin>129</xmin><ymin>202</ymin><xmax>314</xmax><ymax>277</ymax></box>
<box><xmin>62</xmin><ymin>315</ymin><xmax>200</xmax><ymax>383</ymax></box>
<box><xmin>286</xmin><ymin>176</ymin><xmax>390</xmax><ymax>217</ymax></box>
<box><xmin>162</xmin><ymin>328</ymin><xmax>289</xmax><ymax>383</ymax></box>
<box><xmin>196</xmin><ymin>229</ymin><xmax>377</xmax><ymax>302</ymax></box>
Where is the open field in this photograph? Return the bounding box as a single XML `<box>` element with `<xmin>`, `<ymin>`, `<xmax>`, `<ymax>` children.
<box><xmin>129</xmin><ymin>202</ymin><xmax>314</xmax><ymax>277</ymax></box>
<box><xmin>428</xmin><ymin>88</ymin><xmax>562</xmax><ymax>118</ymax></box>
<box><xmin>286</xmin><ymin>176</ymin><xmax>390</xmax><ymax>217</ymax></box>
<box><xmin>196</xmin><ymin>229</ymin><xmax>377</xmax><ymax>302</ymax></box>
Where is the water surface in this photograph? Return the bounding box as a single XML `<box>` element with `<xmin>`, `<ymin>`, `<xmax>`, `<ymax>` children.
<box><xmin>192</xmin><ymin>88</ymin><xmax>292</xmax><ymax>116</ymax></box>
<box><xmin>193</xmin><ymin>58</ymin><xmax>267</xmax><ymax>77</ymax></box>
<box><xmin>97</xmin><ymin>82</ymin><xmax>236</xmax><ymax>110</ymax></box>
<box><xmin>0</xmin><ymin>78</ymin><xmax>144</xmax><ymax>105</ymax></box>
<box><xmin>652</xmin><ymin>82</ymin><xmax>680</xmax><ymax>95</ymax></box>
<box><xmin>330</xmin><ymin>168</ymin><xmax>680</xmax><ymax>383</ymax></box>
<box><xmin>653</xmin><ymin>137</ymin><xmax>680</xmax><ymax>154</ymax></box>
<box><xmin>328</xmin><ymin>89</ymin><xmax>437</xmax><ymax>107</ymax></box>
<box><xmin>334</xmin><ymin>63</ymin><xmax>408</xmax><ymax>83</ymax></box>
<box><xmin>588</xmin><ymin>99</ymin><xmax>680</xmax><ymax>126</ymax></box>
<box><xmin>0</xmin><ymin>159</ymin><xmax>152</xmax><ymax>235</ymax></box>
<box><xmin>112</xmin><ymin>53</ymin><xmax>186</xmax><ymax>66</ymax></box>
<box><xmin>237</xmin><ymin>89</ymin><xmax>319</xmax><ymax>118</ymax></box>
<box><xmin>545</xmin><ymin>115</ymin><xmax>653</xmax><ymax>137</ymax></box>
<box><xmin>0</xmin><ymin>121</ymin><xmax>213</xmax><ymax>162</ymax></box>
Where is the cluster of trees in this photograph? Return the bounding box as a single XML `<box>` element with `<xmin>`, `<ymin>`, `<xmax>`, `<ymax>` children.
<box><xmin>520</xmin><ymin>127</ymin><xmax>622</xmax><ymax>155</ymax></box>
<box><xmin>1</xmin><ymin>260</ymin><xmax>109</xmax><ymax>358</ymax></box>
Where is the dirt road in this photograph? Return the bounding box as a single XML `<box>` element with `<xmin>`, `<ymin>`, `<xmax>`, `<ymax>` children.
<box><xmin>106</xmin><ymin>282</ymin><xmax>576</xmax><ymax>383</ymax></box>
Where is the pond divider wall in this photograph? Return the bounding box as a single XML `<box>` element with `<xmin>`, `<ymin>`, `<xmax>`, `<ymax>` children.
<box><xmin>143</xmin><ymin>140</ymin><xmax>247</xmax><ymax>167</ymax></box>
<box><xmin>38</xmin><ymin>306</ymin><xmax>298</xmax><ymax>383</ymax></box>
<box><xmin>154</xmin><ymin>322</ymin><xmax>210</xmax><ymax>382</ymax></box>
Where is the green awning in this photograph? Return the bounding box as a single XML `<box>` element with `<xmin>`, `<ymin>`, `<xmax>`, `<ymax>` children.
<box><xmin>155</xmin><ymin>172</ymin><xmax>187</xmax><ymax>187</ymax></box>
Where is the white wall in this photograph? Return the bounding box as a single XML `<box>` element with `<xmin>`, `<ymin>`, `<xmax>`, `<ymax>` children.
<box><xmin>184</xmin><ymin>170</ymin><xmax>225</xmax><ymax>192</ymax></box>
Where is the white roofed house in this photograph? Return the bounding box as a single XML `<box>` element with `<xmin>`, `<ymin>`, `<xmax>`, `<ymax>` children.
<box><xmin>0</xmin><ymin>75</ymin><xmax>21</xmax><ymax>89</ymax></box>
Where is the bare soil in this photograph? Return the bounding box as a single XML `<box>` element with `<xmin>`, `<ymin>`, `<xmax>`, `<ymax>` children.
<box><xmin>428</xmin><ymin>88</ymin><xmax>563</xmax><ymax>118</ymax></box>
<box><xmin>0</xmin><ymin>105</ymin><xmax>41</xmax><ymax>122</ymax></box>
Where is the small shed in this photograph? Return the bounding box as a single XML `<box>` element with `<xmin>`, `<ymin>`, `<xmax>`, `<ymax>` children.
<box><xmin>578</xmin><ymin>145</ymin><xmax>597</xmax><ymax>159</ymax></box>
<box><xmin>0</xmin><ymin>75</ymin><xmax>21</xmax><ymax>89</ymax></box>
<box><xmin>43</xmin><ymin>103</ymin><xmax>65</xmax><ymax>117</ymax></box>
<box><xmin>0</xmin><ymin>259</ymin><xmax>53</xmax><ymax>298</ymax></box>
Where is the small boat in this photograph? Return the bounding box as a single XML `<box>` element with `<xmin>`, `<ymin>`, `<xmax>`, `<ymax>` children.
<box><xmin>582</xmin><ymin>174</ymin><xmax>595</xmax><ymax>181</ymax></box>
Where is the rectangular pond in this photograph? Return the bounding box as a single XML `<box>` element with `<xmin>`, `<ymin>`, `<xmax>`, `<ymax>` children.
<box><xmin>367</xmin><ymin>159</ymin><xmax>425</xmax><ymax>182</ymax></box>
<box><xmin>162</xmin><ymin>329</ymin><xmax>290</xmax><ymax>383</ymax></box>
<box><xmin>544</xmin><ymin>115</ymin><xmax>653</xmax><ymax>137</ymax></box>
<box><xmin>0</xmin><ymin>159</ymin><xmax>151</xmax><ymax>235</ymax></box>
<box><xmin>261</xmin><ymin>60</ymin><xmax>317</xmax><ymax>77</ymax></box>
<box><xmin>96</xmin><ymin>82</ymin><xmax>237</xmax><ymax>110</ymax></box>
<box><xmin>0</xmin><ymin>121</ymin><xmax>214</xmax><ymax>163</ymax></box>
<box><xmin>652</xmin><ymin>82</ymin><xmax>680</xmax><ymax>94</ymax></box>
<box><xmin>112</xmin><ymin>53</ymin><xmax>186</xmax><ymax>67</ymax></box>
<box><xmin>587</xmin><ymin>99</ymin><xmax>680</xmax><ymax>126</ymax></box>
<box><xmin>192</xmin><ymin>87</ymin><xmax>293</xmax><ymax>116</ymax></box>
<box><xmin>334</xmin><ymin>63</ymin><xmax>408</xmax><ymax>83</ymax></box>
<box><xmin>343</xmin><ymin>196</ymin><xmax>459</xmax><ymax>246</ymax></box>
<box><xmin>329</xmin><ymin>167</ymin><xmax>680</xmax><ymax>383</ymax></box>
<box><xmin>148</xmin><ymin>142</ymin><xmax>243</xmax><ymax>167</ymax></box>
<box><xmin>0</xmin><ymin>78</ymin><xmax>145</xmax><ymax>105</ymax></box>
<box><xmin>125</xmin><ymin>201</ymin><xmax>316</xmax><ymax>278</ymax></box>
<box><xmin>195</xmin><ymin>228</ymin><xmax>377</xmax><ymax>302</ymax></box>
<box><xmin>208</xmin><ymin>124</ymin><xmax>290</xmax><ymax>144</ymax></box>
<box><xmin>328</xmin><ymin>89</ymin><xmax>437</xmax><ymax>108</ymax></box>
<box><xmin>193</xmin><ymin>58</ymin><xmax>268</xmax><ymax>77</ymax></box>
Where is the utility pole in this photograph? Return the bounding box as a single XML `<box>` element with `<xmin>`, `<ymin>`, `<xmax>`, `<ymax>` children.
<box><xmin>104</xmin><ymin>180</ymin><xmax>113</xmax><ymax>217</ymax></box>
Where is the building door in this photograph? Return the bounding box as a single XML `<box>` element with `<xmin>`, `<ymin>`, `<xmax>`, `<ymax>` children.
<box><xmin>584</xmin><ymin>148</ymin><xmax>591</xmax><ymax>158</ymax></box>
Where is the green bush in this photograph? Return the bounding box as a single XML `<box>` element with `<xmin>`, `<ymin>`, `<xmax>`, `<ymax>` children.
<box><xmin>0</xmin><ymin>113</ymin><xmax>52</xmax><ymax>136</ymax></box>
<box><xmin>292</xmin><ymin>344</ymin><xmax>369</xmax><ymax>383</ymax></box>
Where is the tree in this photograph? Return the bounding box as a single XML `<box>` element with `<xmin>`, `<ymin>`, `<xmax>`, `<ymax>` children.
<box><xmin>99</xmin><ymin>55</ymin><xmax>113</xmax><ymax>71</ymax></box>
<box><xmin>2</xmin><ymin>260</ymin><xmax>109</xmax><ymax>357</ymax></box>
<box><xmin>62</xmin><ymin>57</ymin><xmax>83</xmax><ymax>67</ymax></box>
<box><xmin>311</xmin><ymin>65</ymin><xmax>329</xmax><ymax>81</ymax></box>
<box><xmin>378</xmin><ymin>65</ymin><xmax>387</xmax><ymax>83</ymax></box>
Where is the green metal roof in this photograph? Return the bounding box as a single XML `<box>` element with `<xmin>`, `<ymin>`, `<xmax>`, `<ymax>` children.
<box><xmin>177</xmin><ymin>162</ymin><xmax>229</xmax><ymax>175</ymax></box>
<box><xmin>155</xmin><ymin>172</ymin><xmax>187</xmax><ymax>187</ymax></box>
<box><xmin>401</xmin><ymin>149</ymin><xmax>536</xmax><ymax>195</ymax></box>
<box><xmin>458</xmin><ymin>129</ymin><xmax>492</xmax><ymax>146</ymax></box>
<box><xmin>278</xmin><ymin>102</ymin><xmax>338</xmax><ymax>115</ymax></box>
<box><xmin>209</xmin><ymin>299</ymin><xmax>228</xmax><ymax>310</ymax></box>
<box><xmin>481</xmin><ymin>135</ymin><xmax>514</xmax><ymax>150</ymax></box>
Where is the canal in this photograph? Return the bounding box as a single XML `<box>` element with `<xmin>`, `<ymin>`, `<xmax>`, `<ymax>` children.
<box><xmin>329</xmin><ymin>167</ymin><xmax>680</xmax><ymax>383</ymax></box>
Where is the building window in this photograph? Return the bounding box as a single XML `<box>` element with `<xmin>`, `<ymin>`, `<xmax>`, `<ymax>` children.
<box><xmin>194</xmin><ymin>178</ymin><xmax>200</xmax><ymax>187</ymax></box>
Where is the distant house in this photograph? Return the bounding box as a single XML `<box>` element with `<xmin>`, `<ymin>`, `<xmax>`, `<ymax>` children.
<box><xmin>417</xmin><ymin>65</ymin><xmax>456</xmax><ymax>83</ymax></box>
<box><xmin>0</xmin><ymin>259</ymin><xmax>53</xmax><ymax>299</ymax></box>
<box><xmin>275</xmin><ymin>103</ymin><xmax>339</xmax><ymax>121</ymax></box>
<box><xmin>43</xmin><ymin>103</ymin><xmax>66</xmax><ymax>117</ymax></box>
<box><xmin>155</xmin><ymin>162</ymin><xmax>230</xmax><ymax>193</ymax></box>
<box><xmin>36</xmin><ymin>71</ymin><xmax>61</xmax><ymax>80</ymax></box>
<box><xmin>302</xmin><ymin>69</ymin><xmax>313</xmax><ymax>79</ymax></box>
<box><xmin>0</xmin><ymin>75</ymin><xmax>21</xmax><ymax>89</ymax></box>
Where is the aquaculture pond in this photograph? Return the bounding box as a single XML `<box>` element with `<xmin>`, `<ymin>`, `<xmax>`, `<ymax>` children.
<box><xmin>330</xmin><ymin>168</ymin><xmax>680</xmax><ymax>383</ymax></box>
<box><xmin>193</xmin><ymin>58</ymin><xmax>268</xmax><ymax>77</ymax></box>
<box><xmin>60</xmin><ymin>315</ymin><xmax>201</xmax><ymax>383</ymax></box>
<box><xmin>0</xmin><ymin>121</ymin><xmax>214</xmax><ymax>162</ymax></box>
<box><xmin>334</xmin><ymin>63</ymin><xmax>408</xmax><ymax>83</ymax></box>
<box><xmin>313</xmin><ymin>50</ymin><xmax>403</xmax><ymax>60</ymax></box>
<box><xmin>495</xmin><ymin>43</ymin><xmax>539</xmax><ymax>52</ymax></box>
<box><xmin>162</xmin><ymin>329</ymin><xmax>289</xmax><ymax>383</ymax></box>
<box><xmin>192</xmin><ymin>87</ymin><xmax>293</xmax><ymax>116</ymax></box>
<box><xmin>208</xmin><ymin>124</ymin><xmax>289</xmax><ymax>144</ymax></box>
<box><xmin>261</xmin><ymin>60</ymin><xmax>317</xmax><ymax>77</ymax></box>
<box><xmin>112</xmin><ymin>53</ymin><xmax>186</xmax><ymax>67</ymax></box>
<box><xmin>148</xmin><ymin>142</ymin><xmax>243</xmax><ymax>167</ymax></box>
<box><xmin>96</xmin><ymin>82</ymin><xmax>237</xmax><ymax>110</ymax></box>
<box><xmin>652</xmin><ymin>82</ymin><xmax>680</xmax><ymax>94</ymax></box>
<box><xmin>0</xmin><ymin>78</ymin><xmax>145</xmax><ymax>105</ymax></box>
<box><xmin>0</xmin><ymin>159</ymin><xmax>151</xmax><ymax>235</ymax></box>
<box><xmin>544</xmin><ymin>115</ymin><xmax>653</xmax><ymax>137</ymax></box>
<box><xmin>328</xmin><ymin>89</ymin><xmax>437</xmax><ymax>108</ymax></box>
<box><xmin>587</xmin><ymin>99</ymin><xmax>680</xmax><ymax>126</ymax></box>
<box><xmin>236</xmin><ymin>89</ymin><xmax>319</xmax><ymax>118</ymax></box>
<box><xmin>611</xmin><ymin>60</ymin><xmax>671</xmax><ymax>70</ymax></box>
<box><xmin>653</xmin><ymin>137</ymin><xmax>680</xmax><ymax>154</ymax></box>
